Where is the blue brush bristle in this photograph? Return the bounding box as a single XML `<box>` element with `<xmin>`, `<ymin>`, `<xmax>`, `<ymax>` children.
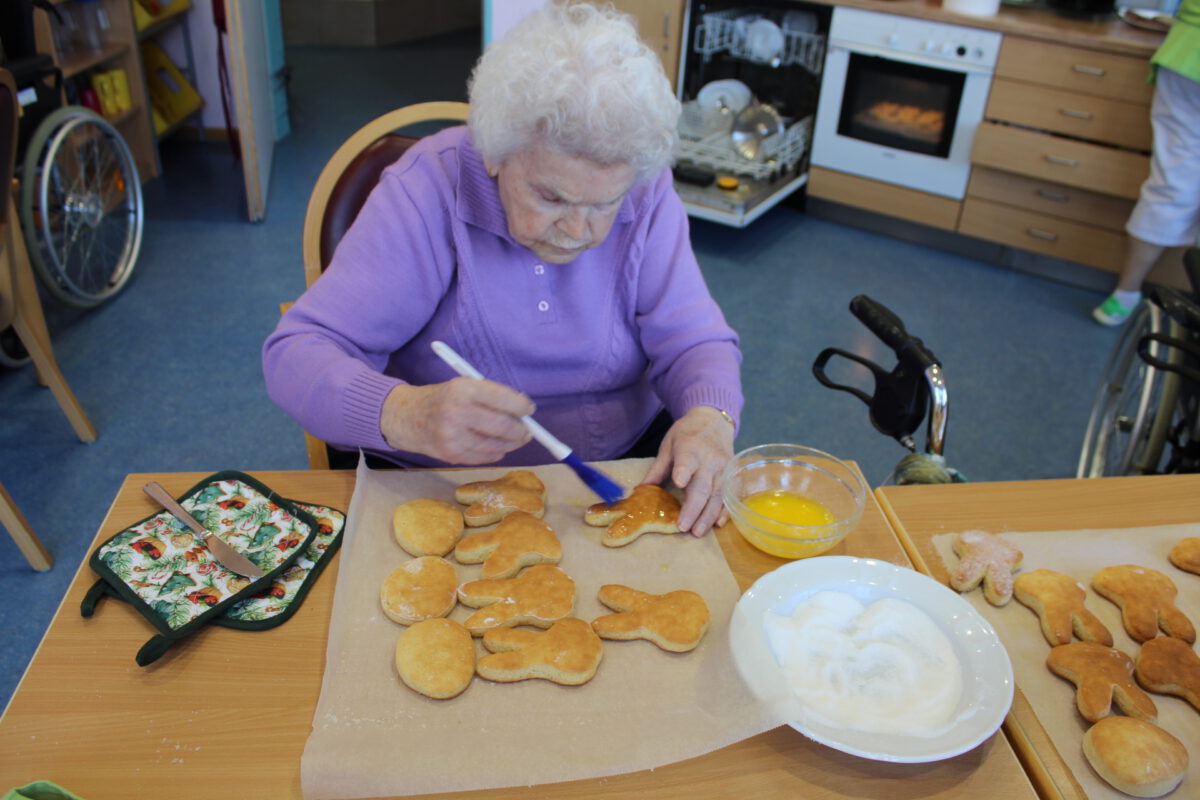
<box><xmin>562</xmin><ymin>453</ymin><xmax>625</xmax><ymax>505</ymax></box>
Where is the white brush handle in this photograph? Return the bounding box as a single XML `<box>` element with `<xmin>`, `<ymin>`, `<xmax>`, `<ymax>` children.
<box><xmin>431</xmin><ymin>341</ymin><xmax>571</xmax><ymax>460</ymax></box>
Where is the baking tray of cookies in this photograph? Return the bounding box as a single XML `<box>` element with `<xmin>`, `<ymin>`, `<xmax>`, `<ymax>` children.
<box><xmin>892</xmin><ymin>517</ymin><xmax>1200</xmax><ymax>800</ymax></box>
<box><xmin>300</xmin><ymin>458</ymin><xmax>782</xmax><ymax>800</ymax></box>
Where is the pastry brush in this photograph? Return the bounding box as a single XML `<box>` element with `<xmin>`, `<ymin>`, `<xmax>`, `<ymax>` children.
<box><xmin>431</xmin><ymin>340</ymin><xmax>625</xmax><ymax>506</ymax></box>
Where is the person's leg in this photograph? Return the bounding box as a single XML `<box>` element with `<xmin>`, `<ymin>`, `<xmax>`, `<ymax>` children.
<box><xmin>1093</xmin><ymin>236</ymin><xmax>1166</xmax><ymax>325</ymax></box>
<box><xmin>1094</xmin><ymin>68</ymin><xmax>1200</xmax><ymax>325</ymax></box>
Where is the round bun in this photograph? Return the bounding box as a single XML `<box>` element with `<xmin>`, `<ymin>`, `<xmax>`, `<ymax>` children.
<box><xmin>392</xmin><ymin>498</ymin><xmax>463</xmax><ymax>556</ymax></box>
<box><xmin>394</xmin><ymin>618</ymin><xmax>475</xmax><ymax>699</ymax></box>
<box><xmin>1082</xmin><ymin>716</ymin><xmax>1188</xmax><ymax>797</ymax></box>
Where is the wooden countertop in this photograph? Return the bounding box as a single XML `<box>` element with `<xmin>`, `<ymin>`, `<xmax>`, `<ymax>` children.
<box><xmin>0</xmin><ymin>468</ymin><xmax>1039</xmax><ymax>800</ymax></box>
<box><xmin>811</xmin><ymin>0</ymin><xmax>1166</xmax><ymax>57</ymax></box>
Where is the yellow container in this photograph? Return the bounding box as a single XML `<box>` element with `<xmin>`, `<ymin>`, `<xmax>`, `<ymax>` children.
<box><xmin>140</xmin><ymin>40</ymin><xmax>203</xmax><ymax>130</ymax></box>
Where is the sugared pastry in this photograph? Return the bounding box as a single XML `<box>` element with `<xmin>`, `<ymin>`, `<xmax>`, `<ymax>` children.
<box><xmin>477</xmin><ymin>618</ymin><xmax>603</xmax><ymax>685</ymax></box>
<box><xmin>454</xmin><ymin>469</ymin><xmax>546</xmax><ymax>527</ymax></box>
<box><xmin>392</xmin><ymin>497</ymin><xmax>464</xmax><ymax>557</ymax></box>
<box><xmin>591</xmin><ymin>585</ymin><xmax>709</xmax><ymax>652</ymax></box>
<box><xmin>394</xmin><ymin>618</ymin><xmax>475</xmax><ymax>699</ymax></box>
<box><xmin>454</xmin><ymin>510</ymin><xmax>562</xmax><ymax>579</ymax></box>
<box><xmin>457</xmin><ymin>564</ymin><xmax>575</xmax><ymax>636</ymax></box>
<box><xmin>380</xmin><ymin>556</ymin><xmax>458</xmax><ymax>625</ymax></box>
<box><xmin>949</xmin><ymin>530</ymin><xmax>1023</xmax><ymax>606</ymax></box>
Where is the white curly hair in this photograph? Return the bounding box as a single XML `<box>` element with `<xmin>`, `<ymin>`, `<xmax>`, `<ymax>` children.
<box><xmin>468</xmin><ymin>2</ymin><xmax>680</xmax><ymax>179</ymax></box>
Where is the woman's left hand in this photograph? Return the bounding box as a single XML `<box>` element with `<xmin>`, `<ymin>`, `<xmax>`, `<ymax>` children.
<box><xmin>641</xmin><ymin>406</ymin><xmax>736</xmax><ymax>537</ymax></box>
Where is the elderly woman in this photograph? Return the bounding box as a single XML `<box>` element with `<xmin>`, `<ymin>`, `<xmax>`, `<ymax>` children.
<box><xmin>263</xmin><ymin>3</ymin><xmax>743</xmax><ymax>536</ymax></box>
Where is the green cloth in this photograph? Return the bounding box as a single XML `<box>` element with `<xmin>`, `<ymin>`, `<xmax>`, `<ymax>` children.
<box><xmin>1153</xmin><ymin>0</ymin><xmax>1200</xmax><ymax>82</ymax></box>
<box><xmin>1</xmin><ymin>783</ymin><xmax>85</xmax><ymax>800</ymax></box>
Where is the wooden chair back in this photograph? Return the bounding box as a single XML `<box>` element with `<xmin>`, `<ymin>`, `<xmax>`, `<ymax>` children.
<box><xmin>297</xmin><ymin>101</ymin><xmax>470</xmax><ymax>468</ymax></box>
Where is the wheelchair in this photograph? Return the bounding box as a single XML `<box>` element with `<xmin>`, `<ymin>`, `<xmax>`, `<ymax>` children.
<box><xmin>1</xmin><ymin>1</ymin><xmax>143</xmax><ymax>365</ymax></box>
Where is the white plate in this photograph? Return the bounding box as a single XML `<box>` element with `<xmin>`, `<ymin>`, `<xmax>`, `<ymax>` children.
<box><xmin>729</xmin><ymin>556</ymin><xmax>1013</xmax><ymax>763</ymax></box>
<box><xmin>696</xmin><ymin>79</ymin><xmax>753</xmax><ymax>114</ymax></box>
<box><xmin>744</xmin><ymin>18</ymin><xmax>785</xmax><ymax>62</ymax></box>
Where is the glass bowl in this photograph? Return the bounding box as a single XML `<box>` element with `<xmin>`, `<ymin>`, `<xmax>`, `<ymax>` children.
<box><xmin>722</xmin><ymin>444</ymin><xmax>867</xmax><ymax>558</ymax></box>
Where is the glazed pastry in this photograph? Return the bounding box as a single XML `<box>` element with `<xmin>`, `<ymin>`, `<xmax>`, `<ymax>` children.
<box><xmin>1135</xmin><ymin>635</ymin><xmax>1200</xmax><ymax>712</ymax></box>
<box><xmin>1168</xmin><ymin>537</ymin><xmax>1200</xmax><ymax>575</ymax></box>
<box><xmin>1046</xmin><ymin>641</ymin><xmax>1157</xmax><ymax>723</ymax></box>
<box><xmin>1082</xmin><ymin>716</ymin><xmax>1187</xmax><ymax>798</ymax></box>
<box><xmin>584</xmin><ymin>484</ymin><xmax>682</xmax><ymax>547</ymax></box>
<box><xmin>1092</xmin><ymin>564</ymin><xmax>1196</xmax><ymax>643</ymax></box>
<box><xmin>1013</xmin><ymin>568</ymin><xmax>1112</xmax><ymax>646</ymax></box>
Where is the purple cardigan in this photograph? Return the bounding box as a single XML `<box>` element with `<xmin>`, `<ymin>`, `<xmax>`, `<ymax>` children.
<box><xmin>263</xmin><ymin>127</ymin><xmax>742</xmax><ymax>468</ymax></box>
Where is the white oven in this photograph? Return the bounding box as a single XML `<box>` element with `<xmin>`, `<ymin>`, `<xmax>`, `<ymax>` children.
<box><xmin>811</xmin><ymin>7</ymin><xmax>1002</xmax><ymax>200</ymax></box>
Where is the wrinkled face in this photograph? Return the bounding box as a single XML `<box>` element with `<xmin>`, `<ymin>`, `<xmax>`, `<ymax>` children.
<box><xmin>489</xmin><ymin>142</ymin><xmax>638</xmax><ymax>265</ymax></box>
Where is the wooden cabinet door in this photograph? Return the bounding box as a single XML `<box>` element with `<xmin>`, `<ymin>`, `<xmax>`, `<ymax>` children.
<box><xmin>610</xmin><ymin>0</ymin><xmax>686</xmax><ymax>91</ymax></box>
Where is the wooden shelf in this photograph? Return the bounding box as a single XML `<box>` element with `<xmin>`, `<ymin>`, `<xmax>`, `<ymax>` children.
<box><xmin>59</xmin><ymin>41</ymin><xmax>130</xmax><ymax>80</ymax></box>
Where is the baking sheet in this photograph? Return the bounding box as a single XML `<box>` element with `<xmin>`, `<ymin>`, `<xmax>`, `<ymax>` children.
<box><xmin>301</xmin><ymin>458</ymin><xmax>782</xmax><ymax>800</ymax></box>
<box><xmin>933</xmin><ymin>524</ymin><xmax>1200</xmax><ymax>799</ymax></box>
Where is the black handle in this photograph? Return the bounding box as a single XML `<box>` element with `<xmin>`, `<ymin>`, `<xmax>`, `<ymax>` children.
<box><xmin>812</xmin><ymin>347</ymin><xmax>886</xmax><ymax>406</ymax></box>
<box><xmin>850</xmin><ymin>295</ymin><xmax>940</xmax><ymax>371</ymax></box>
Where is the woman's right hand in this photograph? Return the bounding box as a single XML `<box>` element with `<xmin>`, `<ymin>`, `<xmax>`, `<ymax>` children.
<box><xmin>380</xmin><ymin>378</ymin><xmax>534</xmax><ymax>464</ymax></box>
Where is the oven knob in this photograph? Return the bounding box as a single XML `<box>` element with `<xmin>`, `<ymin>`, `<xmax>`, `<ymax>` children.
<box><xmin>886</xmin><ymin>33</ymin><xmax>901</xmax><ymax>46</ymax></box>
<box><xmin>942</xmin><ymin>42</ymin><xmax>955</xmax><ymax>55</ymax></box>
<box><xmin>923</xmin><ymin>40</ymin><xmax>937</xmax><ymax>52</ymax></box>
<box><xmin>956</xmin><ymin>45</ymin><xmax>968</xmax><ymax>57</ymax></box>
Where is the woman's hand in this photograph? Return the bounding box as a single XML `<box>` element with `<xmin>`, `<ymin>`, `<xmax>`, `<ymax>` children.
<box><xmin>641</xmin><ymin>406</ymin><xmax>736</xmax><ymax>537</ymax></box>
<box><xmin>380</xmin><ymin>378</ymin><xmax>534</xmax><ymax>464</ymax></box>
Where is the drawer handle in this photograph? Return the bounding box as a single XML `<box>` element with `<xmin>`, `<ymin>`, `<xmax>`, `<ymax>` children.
<box><xmin>1072</xmin><ymin>64</ymin><xmax>1106</xmax><ymax>77</ymax></box>
<box><xmin>1044</xmin><ymin>154</ymin><xmax>1079</xmax><ymax>168</ymax></box>
<box><xmin>1059</xmin><ymin>108</ymin><xmax>1095</xmax><ymax>120</ymax></box>
<box><xmin>1036</xmin><ymin>189</ymin><xmax>1071</xmax><ymax>203</ymax></box>
<box><xmin>1027</xmin><ymin>228</ymin><xmax>1060</xmax><ymax>242</ymax></box>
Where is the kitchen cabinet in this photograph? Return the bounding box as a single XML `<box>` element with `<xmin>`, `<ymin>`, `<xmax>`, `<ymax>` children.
<box><xmin>32</xmin><ymin>0</ymin><xmax>159</xmax><ymax>181</ymax></box>
<box><xmin>960</xmin><ymin>36</ymin><xmax>1152</xmax><ymax>273</ymax></box>
<box><xmin>610</xmin><ymin>0</ymin><xmax>686</xmax><ymax>91</ymax></box>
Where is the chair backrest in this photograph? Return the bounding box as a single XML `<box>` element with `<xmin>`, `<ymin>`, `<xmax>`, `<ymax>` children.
<box><xmin>0</xmin><ymin>67</ymin><xmax>20</xmax><ymax>329</ymax></box>
<box><xmin>301</xmin><ymin>101</ymin><xmax>470</xmax><ymax>289</ymax></box>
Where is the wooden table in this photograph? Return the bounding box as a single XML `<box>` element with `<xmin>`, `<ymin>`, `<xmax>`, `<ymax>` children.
<box><xmin>0</xmin><ymin>469</ymin><xmax>1038</xmax><ymax>799</ymax></box>
<box><xmin>876</xmin><ymin>473</ymin><xmax>1200</xmax><ymax>800</ymax></box>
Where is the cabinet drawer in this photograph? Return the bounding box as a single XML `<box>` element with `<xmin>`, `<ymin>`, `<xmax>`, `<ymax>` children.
<box><xmin>986</xmin><ymin>78</ymin><xmax>1152</xmax><ymax>152</ymax></box>
<box><xmin>959</xmin><ymin>197</ymin><xmax>1125</xmax><ymax>271</ymax></box>
<box><xmin>967</xmin><ymin>166</ymin><xmax>1135</xmax><ymax>231</ymax></box>
<box><xmin>972</xmin><ymin>121</ymin><xmax>1149</xmax><ymax>199</ymax></box>
<box><xmin>995</xmin><ymin>37</ymin><xmax>1154</xmax><ymax>105</ymax></box>
<box><xmin>807</xmin><ymin>167</ymin><xmax>962</xmax><ymax>231</ymax></box>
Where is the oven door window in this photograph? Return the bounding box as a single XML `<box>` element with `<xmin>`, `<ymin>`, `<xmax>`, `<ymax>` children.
<box><xmin>837</xmin><ymin>53</ymin><xmax>965</xmax><ymax>159</ymax></box>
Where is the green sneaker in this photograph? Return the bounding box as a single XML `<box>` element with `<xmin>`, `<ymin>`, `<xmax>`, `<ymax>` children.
<box><xmin>1092</xmin><ymin>294</ymin><xmax>1137</xmax><ymax>326</ymax></box>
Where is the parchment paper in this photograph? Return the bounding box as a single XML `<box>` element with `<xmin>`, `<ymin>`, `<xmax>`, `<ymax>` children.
<box><xmin>301</xmin><ymin>458</ymin><xmax>781</xmax><ymax>800</ymax></box>
<box><xmin>933</xmin><ymin>524</ymin><xmax>1200</xmax><ymax>799</ymax></box>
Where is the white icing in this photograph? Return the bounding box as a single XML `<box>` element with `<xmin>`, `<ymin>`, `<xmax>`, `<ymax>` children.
<box><xmin>764</xmin><ymin>590</ymin><xmax>963</xmax><ymax>737</ymax></box>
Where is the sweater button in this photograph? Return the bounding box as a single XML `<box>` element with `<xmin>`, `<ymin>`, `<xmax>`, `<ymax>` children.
<box><xmin>533</xmin><ymin>264</ymin><xmax>545</xmax><ymax>275</ymax></box>
<box><xmin>537</xmin><ymin>300</ymin><xmax>550</xmax><ymax>312</ymax></box>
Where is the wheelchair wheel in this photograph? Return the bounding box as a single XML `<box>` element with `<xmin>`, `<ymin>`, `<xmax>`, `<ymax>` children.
<box><xmin>19</xmin><ymin>106</ymin><xmax>143</xmax><ymax>308</ymax></box>
<box><xmin>1077</xmin><ymin>303</ymin><xmax>1184</xmax><ymax>477</ymax></box>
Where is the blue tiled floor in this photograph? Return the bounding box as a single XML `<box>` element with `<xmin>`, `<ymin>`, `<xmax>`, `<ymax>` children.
<box><xmin>0</xmin><ymin>30</ymin><xmax>1119</xmax><ymax>712</ymax></box>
